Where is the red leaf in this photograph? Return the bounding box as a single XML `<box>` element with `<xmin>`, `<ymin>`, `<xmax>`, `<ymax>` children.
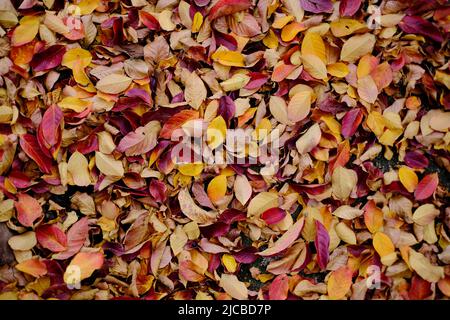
<box><xmin>314</xmin><ymin>220</ymin><xmax>329</xmax><ymax>270</ymax></box>
<box><xmin>261</xmin><ymin>208</ymin><xmax>286</xmax><ymax>225</ymax></box>
<box><xmin>339</xmin><ymin>0</ymin><xmax>361</xmax><ymax>16</ymax></box>
<box><xmin>209</xmin><ymin>0</ymin><xmax>252</xmax><ymax>20</ymax></box>
<box><xmin>53</xmin><ymin>217</ymin><xmax>89</xmax><ymax>260</ymax></box>
<box><xmin>139</xmin><ymin>11</ymin><xmax>160</xmax><ymax>30</ymax></box>
<box><xmin>399</xmin><ymin>16</ymin><xmax>443</xmax><ymax>42</ymax></box>
<box><xmin>15</xmin><ymin>193</ymin><xmax>43</xmax><ymax>227</ymax></box>
<box><xmin>269</xmin><ymin>274</ymin><xmax>289</xmax><ymax>300</ymax></box>
<box><xmin>409</xmin><ymin>275</ymin><xmax>432</xmax><ymax>300</ymax></box>
<box><xmin>38</xmin><ymin>104</ymin><xmax>63</xmax><ymax>158</ymax></box>
<box><xmin>341</xmin><ymin>108</ymin><xmax>363</xmax><ymax>138</ymax></box>
<box><xmin>149</xmin><ymin>179</ymin><xmax>167</xmax><ymax>203</ymax></box>
<box><xmin>159</xmin><ymin>109</ymin><xmax>199</xmax><ymax>139</ymax></box>
<box><xmin>30</xmin><ymin>45</ymin><xmax>66</xmax><ymax>72</ymax></box>
<box><xmin>36</xmin><ymin>224</ymin><xmax>68</xmax><ymax>252</ymax></box>
<box><xmin>19</xmin><ymin>134</ymin><xmax>53</xmax><ymax>173</ymax></box>
<box><xmin>414</xmin><ymin>173</ymin><xmax>439</xmax><ymax>200</ymax></box>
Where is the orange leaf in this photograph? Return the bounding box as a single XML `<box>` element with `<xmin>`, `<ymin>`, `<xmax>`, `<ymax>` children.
<box><xmin>16</xmin><ymin>258</ymin><xmax>47</xmax><ymax>278</ymax></box>
<box><xmin>64</xmin><ymin>252</ymin><xmax>104</xmax><ymax>282</ymax></box>
<box><xmin>160</xmin><ymin>110</ymin><xmax>199</xmax><ymax>139</ymax></box>
<box><xmin>15</xmin><ymin>193</ymin><xmax>43</xmax><ymax>227</ymax></box>
<box><xmin>327</xmin><ymin>266</ymin><xmax>353</xmax><ymax>300</ymax></box>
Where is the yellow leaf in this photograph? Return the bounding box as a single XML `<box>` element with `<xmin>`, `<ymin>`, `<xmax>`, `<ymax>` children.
<box><xmin>281</xmin><ymin>22</ymin><xmax>305</xmax><ymax>42</ymax></box>
<box><xmin>357</xmin><ymin>75</ymin><xmax>378</xmax><ymax>104</ymax></box>
<box><xmin>398</xmin><ymin>166</ymin><xmax>418</xmax><ymax>193</ymax></box>
<box><xmin>222</xmin><ymin>254</ymin><xmax>237</xmax><ymax>273</ymax></box>
<box><xmin>247</xmin><ymin>192</ymin><xmax>278</xmax><ymax>217</ymax></box>
<box><xmin>77</xmin><ymin>0</ymin><xmax>100</xmax><ymax>15</ymax></box>
<box><xmin>58</xmin><ymin>97</ymin><xmax>91</xmax><ymax>113</ymax></box>
<box><xmin>95</xmin><ymin>152</ymin><xmax>124</xmax><ymax>177</ymax></box>
<box><xmin>62</xmin><ymin>48</ymin><xmax>92</xmax><ymax>69</ymax></box>
<box><xmin>263</xmin><ymin>29</ymin><xmax>278</xmax><ymax>49</ymax></box>
<box><xmin>191</xmin><ymin>12</ymin><xmax>203</xmax><ymax>33</ymax></box>
<box><xmin>301</xmin><ymin>32</ymin><xmax>326</xmax><ymax>64</ymax></box>
<box><xmin>207</xmin><ymin>116</ymin><xmax>227</xmax><ymax>149</ymax></box>
<box><xmin>366</xmin><ymin>111</ymin><xmax>385</xmax><ymax>136</ymax></box>
<box><xmin>357</xmin><ymin>55</ymin><xmax>378</xmax><ymax>79</ymax></box>
<box><xmin>211</xmin><ymin>50</ymin><xmax>245</xmax><ymax>67</ymax></box>
<box><xmin>67</xmin><ymin>151</ymin><xmax>91</xmax><ymax>187</ymax></box>
<box><xmin>330</xmin><ymin>19</ymin><xmax>367</xmax><ymax>37</ymax></box>
<box><xmin>12</xmin><ymin>16</ymin><xmax>40</xmax><ymax>47</ymax></box>
<box><xmin>178</xmin><ymin>163</ymin><xmax>204</xmax><ymax>177</ymax></box>
<box><xmin>96</xmin><ymin>74</ymin><xmax>132</xmax><ymax>94</ymax></box>
<box><xmin>331</xmin><ymin>166</ymin><xmax>357</xmax><ymax>200</ymax></box>
<box><xmin>219</xmin><ymin>274</ymin><xmax>248</xmax><ymax>300</ymax></box>
<box><xmin>373</xmin><ymin>232</ymin><xmax>397</xmax><ymax>266</ymax></box>
<box><xmin>327</xmin><ymin>62</ymin><xmax>349</xmax><ymax>78</ymax></box>
<box><xmin>409</xmin><ymin>249</ymin><xmax>444</xmax><ymax>283</ymax></box>
<box><xmin>327</xmin><ymin>266</ymin><xmax>353</xmax><ymax>300</ymax></box>
<box><xmin>272</xmin><ymin>15</ymin><xmax>294</xmax><ymax>29</ymax></box>
<box><xmin>254</xmin><ymin>118</ymin><xmax>272</xmax><ymax>141</ymax></box>
<box><xmin>302</xmin><ymin>54</ymin><xmax>328</xmax><ymax>81</ymax></box>
<box><xmin>340</xmin><ymin>33</ymin><xmax>376</xmax><ymax>63</ymax></box>
<box><xmin>335</xmin><ymin>222</ymin><xmax>356</xmax><ymax>245</ymax></box>
<box><xmin>207</xmin><ymin>175</ymin><xmax>227</xmax><ymax>203</ymax></box>
<box><xmin>287</xmin><ymin>91</ymin><xmax>311</xmax><ymax>123</ymax></box>
<box><xmin>412</xmin><ymin>204</ymin><xmax>439</xmax><ymax>226</ymax></box>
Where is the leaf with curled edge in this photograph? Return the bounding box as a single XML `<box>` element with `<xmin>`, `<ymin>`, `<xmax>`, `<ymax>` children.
<box><xmin>209</xmin><ymin>0</ymin><xmax>252</xmax><ymax>20</ymax></box>
<box><xmin>19</xmin><ymin>134</ymin><xmax>53</xmax><ymax>174</ymax></box>
<box><xmin>38</xmin><ymin>104</ymin><xmax>63</xmax><ymax>159</ymax></box>
<box><xmin>258</xmin><ymin>217</ymin><xmax>305</xmax><ymax>256</ymax></box>
<box><xmin>314</xmin><ymin>220</ymin><xmax>329</xmax><ymax>270</ymax></box>
<box><xmin>53</xmin><ymin>217</ymin><xmax>89</xmax><ymax>260</ymax></box>
<box><xmin>178</xmin><ymin>188</ymin><xmax>217</xmax><ymax>226</ymax></box>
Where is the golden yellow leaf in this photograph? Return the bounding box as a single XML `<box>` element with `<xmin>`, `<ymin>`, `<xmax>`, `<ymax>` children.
<box><xmin>178</xmin><ymin>163</ymin><xmax>204</xmax><ymax>177</ymax></box>
<box><xmin>207</xmin><ymin>116</ymin><xmax>227</xmax><ymax>149</ymax></box>
<box><xmin>191</xmin><ymin>12</ymin><xmax>203</xmax><ymax>33</ymax></box>
<box><xmin>12</xmin><ymin>16</ymin><xmax>40</xmax><ymax>47</ymax></box>
<box><xmin>207</xmin><ymin>175</ymin><xmax>227</xmax><ymax>203</ymax></box>
<box><xmin>327</xmin><ymin>266</ymin><xmax>353</xmax><ymax>300</ymax></box>
<box><xmin>327</xmin><ymin>62</ymin><xmax>349</xmax><ymax>78</ymax></box>
<box><xmin>398</xmin><ymin>166</ymin><xmax>418</xmax><ymax>193</ymax></box>
<box><xmin>340</xmin><ymin>33</ymin><xmax>376</xmax><ymax>63</ymax></box>
<box><xmin>373</xmin><ymin>232</ymin><xmax>397</xmax><ymax>266</ymax></box>
<box><xmin>281</xmin><ymin>22</ymin><xmax>305</xmax><ymax>42</ymax></box>
<box><xmin>222</xmin><ymin>254</ymin><xmax>237</xmax><ymax>273</ymax></box>
<box><xmin>330</xmin><ymin>19</ymin><xmax>367</xmax><ymax>37</ymax></box>
<box><xmin>211</xmin><ymin>50</ymin><xmax>245</xmax><ymax>67</ymax></box>
<box><xmin>302</xmin><ymin>54</ymin><xmax>328</xmax><ymax>81</ymax></box>
<box><xmin>301</xmin><ymin>32</ymin><xmax>326</xmax><ymax>64</ymax></box>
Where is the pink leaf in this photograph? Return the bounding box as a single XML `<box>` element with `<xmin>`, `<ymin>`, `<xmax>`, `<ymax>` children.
<box><xmin>269</xmin><ymin>274</ymin><xmax>289</xmax><ymax>300</ymax></box>
<box><xmin>149</xmin><ymin>179</ymin><xmax>167</xmax><ymax>203</ymax></box>
<box><xmin>399</xmin><ymin>16</ymin><xmax>443</xmax><ymax>42</ymax></box>
<box><xmin>15</xmin><ymin>193</ymin><xmax>43</xmax><ymax>227</ymax></box>
<box><xmin>36</xmin><ymin>224</ymin><xmax>68</xmax><ymax>252</ymax></box>
<box><xmin>341</xmin><ymin>108</ymin><xmax>363</xmax><ymax>138</ymax></box>
<box><xmin>414</xmin><ymin>173</ymin><xmax>439</xmax><ymax>200</ymax></box>
<box><xmin>258</xmin><ymin>217</ymin><xmax>305</xmax><ymax>256</ymax></box>
<box><xmin>53</xmin><ymin>217</ymin><xmax>89</xmax><ymax>260</ymax></box>
<box><xmin>314</xmin><ymin>220</ymin><xmax>329</xmax><ymax>270</ymax></box>
<box><xmin>30</xmin><ymin>45</ymin><xmax>66</xmax><ymax>72</ymax></box>
<box><xmin>339</xmin><ymin>0</ymin><xmax>361</xmax><ymax>16</ymax></box>
<box><xmin>209</xmin><ymin>0</ymin><xmax>252</xmax><ymax>20</ymax></box>
<box><xmin>261</xmin><ymin>208</ymin><xmax>287</xmax><ymax>225</ymax></box>
<box><xmin>19</xmin><ymin>134</ymin><xmax>53</xmax><ymax>174</ymax></box>
<box><xmin>38</xmin><ymin>104</ymin><xmax>63</xmax><ymax>158</ymax></box>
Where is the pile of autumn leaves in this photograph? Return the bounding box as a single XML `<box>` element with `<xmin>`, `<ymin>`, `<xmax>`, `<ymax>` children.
<box><xmin>0</xmin><ymin>0</ymin><xmax>449</xmax><ymax>300</ymax></box>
